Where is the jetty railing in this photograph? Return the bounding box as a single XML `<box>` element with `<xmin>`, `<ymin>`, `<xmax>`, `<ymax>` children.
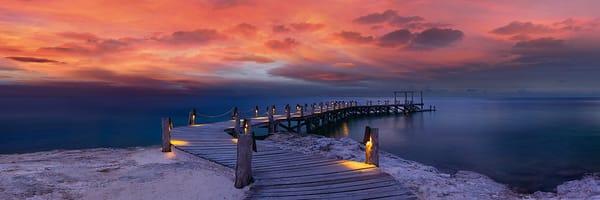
<box><xmin>162</xmin><ymin>97</ymin><xmax>436</xmax><ymax>188</ymax></box>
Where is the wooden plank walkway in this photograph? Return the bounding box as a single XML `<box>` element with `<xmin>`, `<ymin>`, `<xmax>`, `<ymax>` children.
<box><xmin>171</xmin><ymin>120</ymin><xmax>418</xmax><ymax>200</ymax></box>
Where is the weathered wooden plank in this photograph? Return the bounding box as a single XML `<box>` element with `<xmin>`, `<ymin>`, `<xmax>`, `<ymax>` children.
<box><xmin>250</xmin><ymin>180</ymin><xmax>402</xmax><ymax>197</ymax></box>
<box><xmin>252</xmin><ymin>176</ymin><xmax>395</xmax><ymax>193</ymax></box>
<box><xmin>248</xmin><ymin>184</ymin><xmax>411</xmax><ymax>199</ymax></box>
<box><xmin>254</xmin><ymin>160</ymin><xmax>345</xmax><ymax>172</ymax></box>
<box><xmin>256</xmin><ymin>165</ymin><xmax>375</xmax><ymax>179</ymax></box>
<box><xmin>254</xmin><ymin>168</ymin><xmax>381</xmax><ymax>186</ymax></box>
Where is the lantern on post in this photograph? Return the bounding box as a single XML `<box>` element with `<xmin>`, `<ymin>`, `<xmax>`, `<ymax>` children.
<box><xmin>234</xmin><ymin>118</ymin><xmax>254</xmax><ymax>188</ymax></box>
<box><xmin>364</xmin><ymin>127</ymin><xmax>379</xmax><ymax>167</ymax></box>
<box><xmin>188</xmin><ymin>108</ymin><xmax>197</xmax><ymax>126</ymax></box>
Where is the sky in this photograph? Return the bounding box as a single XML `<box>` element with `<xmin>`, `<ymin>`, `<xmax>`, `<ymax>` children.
<box><xmin>1</xmin><ymin>0</ymin><xmax>599</xmax><ymax>97</ymax></box>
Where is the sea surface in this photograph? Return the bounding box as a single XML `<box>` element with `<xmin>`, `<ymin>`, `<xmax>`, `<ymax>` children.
<box><xmin>317</xmin><ymin>97</ymin><xmax>600</xmax><ymax>193</ymax></box>
<box><xmin>1</xmin><ymin>95</ymin><xmax>599</xmax><ymax>193</ymax></box>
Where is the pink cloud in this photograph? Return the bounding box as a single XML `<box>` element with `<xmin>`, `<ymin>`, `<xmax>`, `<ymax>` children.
<box><xmin>264</xmin><ymin>38</ymin><xmax>299</xmax><ymax>50</ymax></box>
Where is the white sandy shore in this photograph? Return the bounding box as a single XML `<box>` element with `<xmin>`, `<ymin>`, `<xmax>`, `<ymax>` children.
<box><xmin>1</xmin><ymin>135</ymin><xmax>599</xmax><ymax>200</ymax></box>
<box><xmin>267</xmin><ymin>133</ymin><xmax>600</xmax><ymax>200</ymax></box>
<box><xmin>0</xmin><ymin>147</ymin><xmax>244</xmax><ymax>200</ymax></box>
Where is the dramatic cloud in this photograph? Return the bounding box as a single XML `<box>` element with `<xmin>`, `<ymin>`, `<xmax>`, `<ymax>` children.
<box><xmin>57</xmin><ymin>32</ymin><xmax>100</xmax><ymax>42</ymax></box>
<box><xmin>513</xmin><ymin>37</ymin><xmax>564</xmax><ymax>50</ymax></box>
<box><xmin>269</xmin><ymin>63</ymin><xmax>369</xmax><ymax>83</ymax></box>
<box><xmin>412</xmin><ymin>28</ymin><xmax>464</xmax><ymax>48</ymax></box>
<box><xmin>353</xmin><ymin>10</ymin><xmax>425</xmax><ymax>29</ymax></box>
<box><xmin>156</xmin><ymin>29</ymin><xmax>226</xmax><ymax>45</ymax></box>
<box><xmin>492</xmin><ymin>21</ymin><xmax>554</xmax><ymax>35</ymax></box>
<box><xmin>222</xmin><ymin>54</ymin><xmax>274</xmax><ymax>63</ymax></box>
<box><xmin>272</xmin><ymin>25</ymin><xmax>291</xmax><ymax>33</ymax></box>
<box><xmin>334</xmin><ymin>31</ymin><xmax>374</xmax><ymax>44</ymax></box>
<box><xmin>38</xmin><ymin>39</ymin><xmax>131</xmax><ymax>56</ymax></box>
<box><xmin>511</xmin><ymin>38</ymin><xmax>567</xmax><ymax>61</ymax></box>
<box><xmin>228</xmin><ymin>23</ymin><xmax>258</xmax><ymax>37</ymax></box>
<box><xmin>353</xmin><ymin>10</ymin><xmax>398</xmax><ymax>24</ymax></box>
<box><xmin>264</xmin><ymin>38</ymin><xmax>299</xmax><ymax>50</ymax></box>
<box><xmin>5</xmin><ymin>56</ymin><xmax>62</xmax><ymax>63</ymax></box>
<box><xmin>389</xmin><ymin>16</ymin><xmax>424</xmax><ymax>26</ymax></box>
<box><xmin>289</xmin><ymin>22</ymin><xmax>325</xmax><ymax>32</ymax></box>
<box><xmin>378</xmin><ymin>29</ymin><xmax>412</xmax><ymax>47</ymax></box>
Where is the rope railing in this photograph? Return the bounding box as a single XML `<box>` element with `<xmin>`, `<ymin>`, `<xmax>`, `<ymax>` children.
<box><xmin>194</xmin><ymin>108</ymin><xmax>235</xmax><ymax>118</ymax></box>
<box><xmin>183</xmin><ymin>99</ymin><xmax>434</xmax><ymax>126</ymax></box>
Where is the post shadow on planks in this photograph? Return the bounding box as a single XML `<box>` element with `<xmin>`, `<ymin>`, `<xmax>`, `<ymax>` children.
<box><xmin>235</xmin><ymin>118</ymin><xmax>257</xmax><ymax>188</ymax></box>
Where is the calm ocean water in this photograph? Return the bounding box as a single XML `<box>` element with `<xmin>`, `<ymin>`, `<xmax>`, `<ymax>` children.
<box><xmin>1</xmin><ymin>96</ymin><xmax>599</xmax><ymax>193</ymax></box>
<box><xmin>317</xmin><ymin>97</ymin><xmax>600</xmax><ymax>193</ymax></box>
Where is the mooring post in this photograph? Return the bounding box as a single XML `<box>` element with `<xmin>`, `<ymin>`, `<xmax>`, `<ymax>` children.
<box><xmin>365</xmin><ymin>127</ymin><xmax>379</xmax><ymax>167</ymax></box>
<box><xmin>319</xmin><ymin>102</ymin><xmax>324</xmax><ymax>113</ymax></box>
<box><xmin>188</xmin><ymin>108</ymin><xmax>196</xmax><ymax>126</ymax></box>
<box><xmin>232</xmin><ymin>107</ymin><xmax>239</xmax><ymax>120</ymax></box>
<box><xmin>234</xmin><ymin>119</ymin><xmax>254</xmax><ymax>188</ymax></box>
<box><xmin>271</xmin><ymin>105</ymin><xmax>276</xmax><ymax>115</ymax></box>
<box><xmin>268</xmin><ymin>108</ymin><xmax>275</xmax><ymax>133</ymax></box>
<box><xmin>161</xmin><ymin>117</ymin><xmax>172</xmax><ymax>152</ymax></box>
<box><xmin>362</xmin><ymin>126</ymin><xmax>371</xmax><ymax>144</ymax></box>
<box><xmin>233</xmin><ymin>115</ymin><xmax>241</xmax><ymax>137</ymax></box>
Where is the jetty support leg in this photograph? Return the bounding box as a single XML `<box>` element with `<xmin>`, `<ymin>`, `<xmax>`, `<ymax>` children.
<box><xmin>365</xmin><ymin>128</ymin><xmax>379</xmax><ymax>167</ymax></box>
<box><xmin>161</xmin><ymin>117</ymin><xmax>172</xmax><ymax>152</ymax></box>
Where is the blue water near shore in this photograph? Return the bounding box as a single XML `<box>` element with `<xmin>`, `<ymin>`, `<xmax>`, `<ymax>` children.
<box><xmin>317</xmin><ymin>97</ymin><xmax>600</xmax><ymax>193</ymax></box>
<box><xmin>1</xmin><ymin>96</ymin><xmax>599</xmax><ymax>193</ymax></box>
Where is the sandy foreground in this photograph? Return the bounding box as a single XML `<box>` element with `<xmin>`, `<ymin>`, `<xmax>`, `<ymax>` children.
<box><xmin>0</xmin><ymin>147</ymin><xmax>244</xmax><ymax>200</ymax></box>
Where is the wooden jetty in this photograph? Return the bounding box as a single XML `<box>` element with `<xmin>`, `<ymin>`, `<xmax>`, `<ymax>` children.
<box><xmin>164</xmin><ymin>94</ymin><xmax>433</xmax><ymax>199</ymax></box>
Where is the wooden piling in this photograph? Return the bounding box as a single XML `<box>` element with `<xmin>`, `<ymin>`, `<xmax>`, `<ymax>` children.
<box><xmin>362</xmin><ymin>126</ymin><xmax>371</xmax><ymax>144</ymax></box>
<box><xmin>234</xmin><ymin>119</ymin><xmax>254</xmax><ymax>188</ymax></box>
<box><xmin>285</xmin><ymin>104</ymin><xmax>291</xmax><ymax>119</ymax></box>
<box><xmin>232</xmin><ymin>107</ymin><xmax>239</xmax><ymax>120</ymax></box>
<box><xmin>233</xmin><ymin>116</ymin><xmax>241</xmax><ymax>136</ymax></box>
<box><xmin>268</xmin><ymin>110</ymin><xmax>275</xmax><ymax>133</ymax></box>
<box><xmin>161</xmin><ymin>117</ymin><xmax>172</xmax><ymax>152</ymax></box>
<box><xmin>365</xmin><ymin>127</ymin><xmax>379</xmax><ymax>166</ymax></box>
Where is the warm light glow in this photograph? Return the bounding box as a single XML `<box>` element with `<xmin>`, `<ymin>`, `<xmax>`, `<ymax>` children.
<box><xmin>164</xmin><ymin>151</ymin><xmax>176</xmax><ymax>159</ymax></box>
<box><xmin>190</xmin><ymin>124</ymin><xmax>205</xmax><ymax>127</ymax></box>
<box><xmin>340</xmin><ymin>160</ymin><xmax>374</xmax><ymax>169</ymax></box>
<box><xmin>231</xmin><ymin>138</ymin><xmax>238</xmax><ymax>144</ymax></box>
<box><xmin>341</xmin><ymin>122</ymin><xmax>350</xmax><ymax>136</ymax></box>
<box><xmin>170</xmin><ymin>139</ymin><xmax>189</xmax><ymax>146</ymax></box>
